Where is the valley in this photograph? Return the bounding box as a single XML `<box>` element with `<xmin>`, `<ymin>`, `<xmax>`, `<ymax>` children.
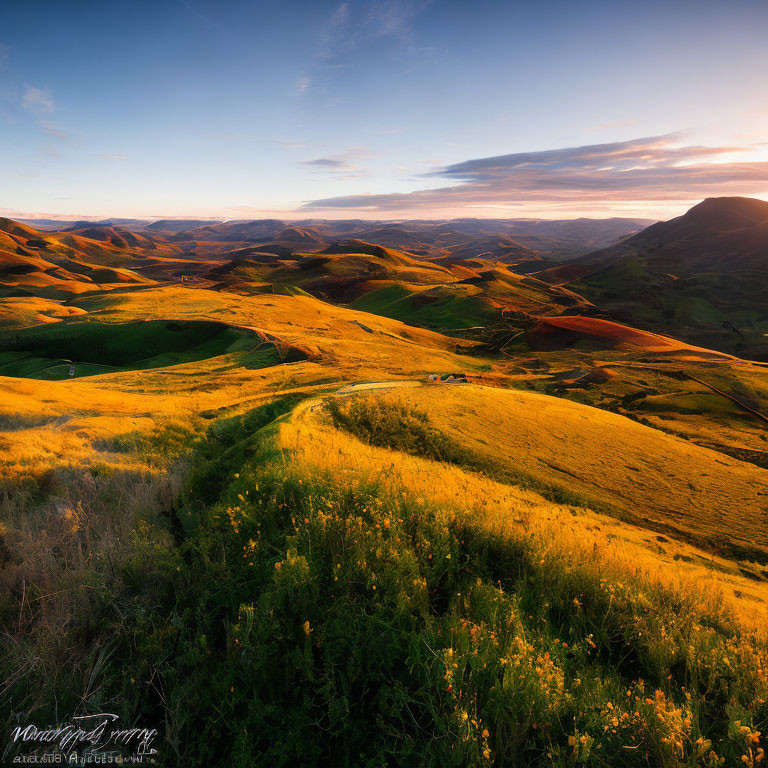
<box><xmin>2</xmin><ymin>198</ymin><xmax>768</xmax><ymax>767</ymax></box>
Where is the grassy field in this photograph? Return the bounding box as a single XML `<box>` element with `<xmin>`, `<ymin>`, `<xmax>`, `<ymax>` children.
<box><xmin>5</xmin><ymin>389</ymin><xmax>767</xmax><ymax>766</ymax></box>
<box><xmin>285</xmin><ymin>390</ymin><xmax>768</xmax><ymax>625</ymax></box>
<box><xmin>335</xmin><ymin>385</ymin><xmax>768</xmax><ymax>562</ymax></box>
<box><xmin>0</xmin><ymin>319</ymin><xmax>278</xmax><ymax>379</ymax></box>
<box><xmin>2</xmin><ymin>273</ymin><xmax>768</xmax><ymax>766</ymax></box>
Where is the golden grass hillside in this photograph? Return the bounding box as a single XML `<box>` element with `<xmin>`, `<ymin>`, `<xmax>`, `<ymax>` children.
<box><xmin>70</xmin><ymin>285</ymin><xmax>482</xmax><ymax>372</ymax></box>
<box><xmin>3</xmin><ymin>277</ymin><xmax>768</xmax><ymax>766</ymax></box>
<box><xmin>279</xmin><ymin>388</ymin><xmax>768</xmax><ymax>634</ymax></box>
<box><xmin>494</xmin><ymin>346</ymin><xmax>768</xmax><ymax>464</ymax></box>
<box><xmin>330</xmin><ymin>384</ymin><xmax>768</xmax><ymax>560</ymax></box>
<box><xmin>0</xmin><ymin>296</ymin><xmax>88</xmax><ymax>329</ymax></box>
<box><xmin>0</xmin><ymin>288</ymin><xmax>487</xmax><ymax>480</ymax></box>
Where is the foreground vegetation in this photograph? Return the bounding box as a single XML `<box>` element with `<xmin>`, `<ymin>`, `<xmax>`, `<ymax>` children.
<box><xmin>3</xmin><ymin>393</ymin><xmax>767</xmax><ymax>766</ymax></box>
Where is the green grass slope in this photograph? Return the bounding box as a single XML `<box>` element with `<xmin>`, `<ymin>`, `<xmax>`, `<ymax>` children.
<box><xmin>0</xmin><ymin>319</ymin><xmax>285</xmax><ymax>379</ymax></box>
<box><xmin>5</xmin><ymin>395</ymin><xmax>767</xmax><ymax>767</ymax></box>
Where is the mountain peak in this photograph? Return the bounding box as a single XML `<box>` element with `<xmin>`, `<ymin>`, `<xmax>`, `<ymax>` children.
<box><xmin>682</xmin><ymin>196</ymin><xmax>768</xmax><ymax>230</ymax></box>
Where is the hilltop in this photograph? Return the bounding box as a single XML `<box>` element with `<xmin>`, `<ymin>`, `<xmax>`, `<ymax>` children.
<box><xmin>560</xmin><ymin>197</ymin><xmax>768</xmax><ymax>358</ymax></box>
<box><xmin>586</xmin><ymin>197</ymin><xmax>768</xmax><ymax>269</ymax></box>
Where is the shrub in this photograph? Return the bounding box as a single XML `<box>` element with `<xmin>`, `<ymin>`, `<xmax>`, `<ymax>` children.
<box><xmin>327</xmin><ymin>396</ymin><xmax>470</xmax><ymax>464</ymax></box>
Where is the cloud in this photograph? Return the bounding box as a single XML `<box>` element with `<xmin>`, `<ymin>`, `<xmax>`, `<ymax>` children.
<box><xmin>302</xmin><ymin>156</ymin><xmax>368</xmax><ymax>180</ymax></box>
<box><xmin>301</xmin><ymin>147</ymin><xmax>374</xmax><ymax>179</ymax></box>
<box><xmin>303</xmin><ymin>157</ymin><xmax>354</xmax><ymax>169</ymax></box>
<box><xmin>300</xmin><ymin>1</ymin><xmax>432</xmax><ymax>94</ymax></box>
<box><xmin>318</xmin><ymin>0</ymin><xmax>429</xmax><ymax>58</ymax></box>
<box><xmin>21</xmin><ymin>85</ymin><xmax>55</xmax><ymax>113</ymax></box>
<box><xmin>175</xmin><ymin>0</ymin><xmax>226</xmax><ymax>32</ymax></box>
<box><xmin>301</xmin><ymin>135</ymin><xmax>768</xmax><ymax>213</ymax></box>
<box><xmin>363</xmin><ymin>0</ymin><xmax>429</xmax><ymax>46</ymax></box>
<box><xmin>318</xmin><ymin>2</ymin><xmax>352</xmax><ymax>59</ymax></box>
<box><xmin>37</xmin><ymin>120</ymin><xmax>72</xmax><ymax>140</ymax></box>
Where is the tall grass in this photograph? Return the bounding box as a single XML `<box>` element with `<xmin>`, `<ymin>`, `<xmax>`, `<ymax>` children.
<box><xmin>326</xmin><ymin>394</ymin><xmax>617</xmax><ymax>515</ymax></box>
<box><xmin>2</xmin><ymin>395</ymin><xmax>767</xmax><ymax>766</ymax></box>
<box><xmin>0</xmin><ymin>436</ymin><xmax>190</xmax><ymax>728</ymax></box>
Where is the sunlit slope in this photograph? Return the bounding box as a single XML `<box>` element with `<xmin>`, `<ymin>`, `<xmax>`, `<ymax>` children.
<box><xmin>0</xmin><ymin>287</ymin><xmax>487</xmax><ymax>478</ymax></box>
<box><xmin>0</xmin><ymin>217</ymin><xmax>183</xmax><ymax>265</ymax></box>
<box><xmin>70</xmin><ymin>286</ymin><xmax>482</xmax><ymax>375</ymax></box>
<box><xmin>205</xmin><ymin>241</ymin><xmax>591</xmax><ymax>333</ymax></box>
<box><xmin>348</xmin><ymin>385</ymin><xmax>768</xmax><ymax>559</ymax></box>
<box><xmin>280</xmin><ymin>391</ymin><xmax>768</xmax><ymax>630</ymax></box>
<box><xmin>0</xmin><ymin>354</ymin><xmax>336</xmax><ymax>479</ymax></box>
<box><xmin>350</xmin><ymin>265</ymin><xmax>589</xmax><ymax>331</ymax></box>
<box><xmin>494</xmin><ymin>347</ymin><xmax>768</xmax><ymax>463</ymax></box>
<box><xmin>0</xmin><ymin>246</ymin><xmax>155</xmax><ymax>298</ymax></box>
<box><xmin>206</xmin><ymin>241</ymin><xmax>455</xmax><ymax>300</ymax></box>
<box><xmin>0</xmin><ymin>217</ymin><xmax>203</xmax><ymax>293</ymax></box>
<box><xmin>527</xmin><ymin>315</ymin><xmax>737</xmax><ymax>360</ymax></box>
<box><xmin>0</xmin><ymin>296</ymin><xmax>87</xmax><ymax>328</ymax></box>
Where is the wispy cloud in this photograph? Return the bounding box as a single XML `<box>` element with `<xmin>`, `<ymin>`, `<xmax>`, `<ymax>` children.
<box><xmin>19</xmin><ymin>85</ymin><xmax>75</xmax><ymax>149</ymax></box>
<box><xmin>318</xmin><ymin>0</ymin><xmax>428</xmax><ymax>58</ymax></box>
<box><xmin>21</xmin><ymin>85</ymin><xmax>55</xmax><ymax>113</ymax></box>
<box><xmin>317</xmin><ymin>2</ymin><xmax>352</xmax><ymax>60</ymax></box>
<box><xmin>300</xmin><ymin>0</ymin><xmax>431</xmax><ymax>94</ymax></box>
<box><xmin>364</xmin><ymin>0</ymin><xmax>429</xmax><ymax>46</ymax></box>
<box><xmin>302</xmin><ymin>135</ymin><xmax>768</xmax><ymax>213</ymax></box>
<box><xmin>174</xmin><ymin>0</ymin><xmax>225</xmax><ymax>32</ymax></box>
<box><xmin>303</xmin><ymin>157</ymin><xmax>355</xmax><ymax>170</ymax></box>
<box><xmin>301</xmin><ymin>147</ymin><xmax>373</xmax><ymax>180</ymax></box>
<box><xmin>37</xmin><ymin>120</ymin><xmax>73</xmax><ymax>140</ymax></box>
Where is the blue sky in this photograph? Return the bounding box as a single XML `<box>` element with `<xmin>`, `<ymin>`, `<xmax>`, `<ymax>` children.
<box><xmin>2</xmin><ymin>0</ymin><xmax>768</xmax><ymax>220</ymax></box>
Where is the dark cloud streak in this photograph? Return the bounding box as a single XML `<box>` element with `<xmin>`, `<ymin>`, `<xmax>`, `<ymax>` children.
<box><xmin>302</xmin><ymin>135</ymin><xmax>768</xmax><ymax>212</ymax></box>
<box><xmin>302</xmin><ymin>158</ymin><xmax>352</xmax><ymax>169</ymax></box>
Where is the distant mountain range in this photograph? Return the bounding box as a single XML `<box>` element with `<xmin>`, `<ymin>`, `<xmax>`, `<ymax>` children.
<box><xmin>16</xmin><ymin>216</ymin><xmax>654</xmax><ymax>261</ymax></box>
<box><xmin>6</xmin><ymin>197</ymin><xmax>768</xmax><ymax>358</ymax></box>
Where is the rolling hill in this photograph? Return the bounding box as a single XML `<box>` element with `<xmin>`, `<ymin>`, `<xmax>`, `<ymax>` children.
<box><xmin>144</xmin><ymin>215</ymin><xmax>652</xmax><ymax>260</ymax></box>
<box><xmin>568</xmin><ymin>197</ymin><xmax>768</xmax><ymax>358</ymax></box>
<box><xmin>288</xmin><ymin>383</ymin><xmax>768</xmax><ymax>562</ymax></box>
<box><xmin>202</xmin><ymin>239</ymin><xmax>590</xmax><ymax>329</ymax></box>
<box><xmin>2</xmin><ymin>205</ymin><xmax>767</xmax><ymax>767</ymax></box>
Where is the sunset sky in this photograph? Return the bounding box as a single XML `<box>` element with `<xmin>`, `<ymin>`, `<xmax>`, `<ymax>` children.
<box><xmin>2</xmin><ymin>0</ymin><xmax>768</xmax><ymax>220</ymax></box>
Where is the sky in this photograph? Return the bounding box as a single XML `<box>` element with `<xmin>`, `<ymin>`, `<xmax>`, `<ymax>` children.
<box><xmin>2</xmin><ymin>0</ymin><xmax>768</xmax><ymax>221</ymax></box>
